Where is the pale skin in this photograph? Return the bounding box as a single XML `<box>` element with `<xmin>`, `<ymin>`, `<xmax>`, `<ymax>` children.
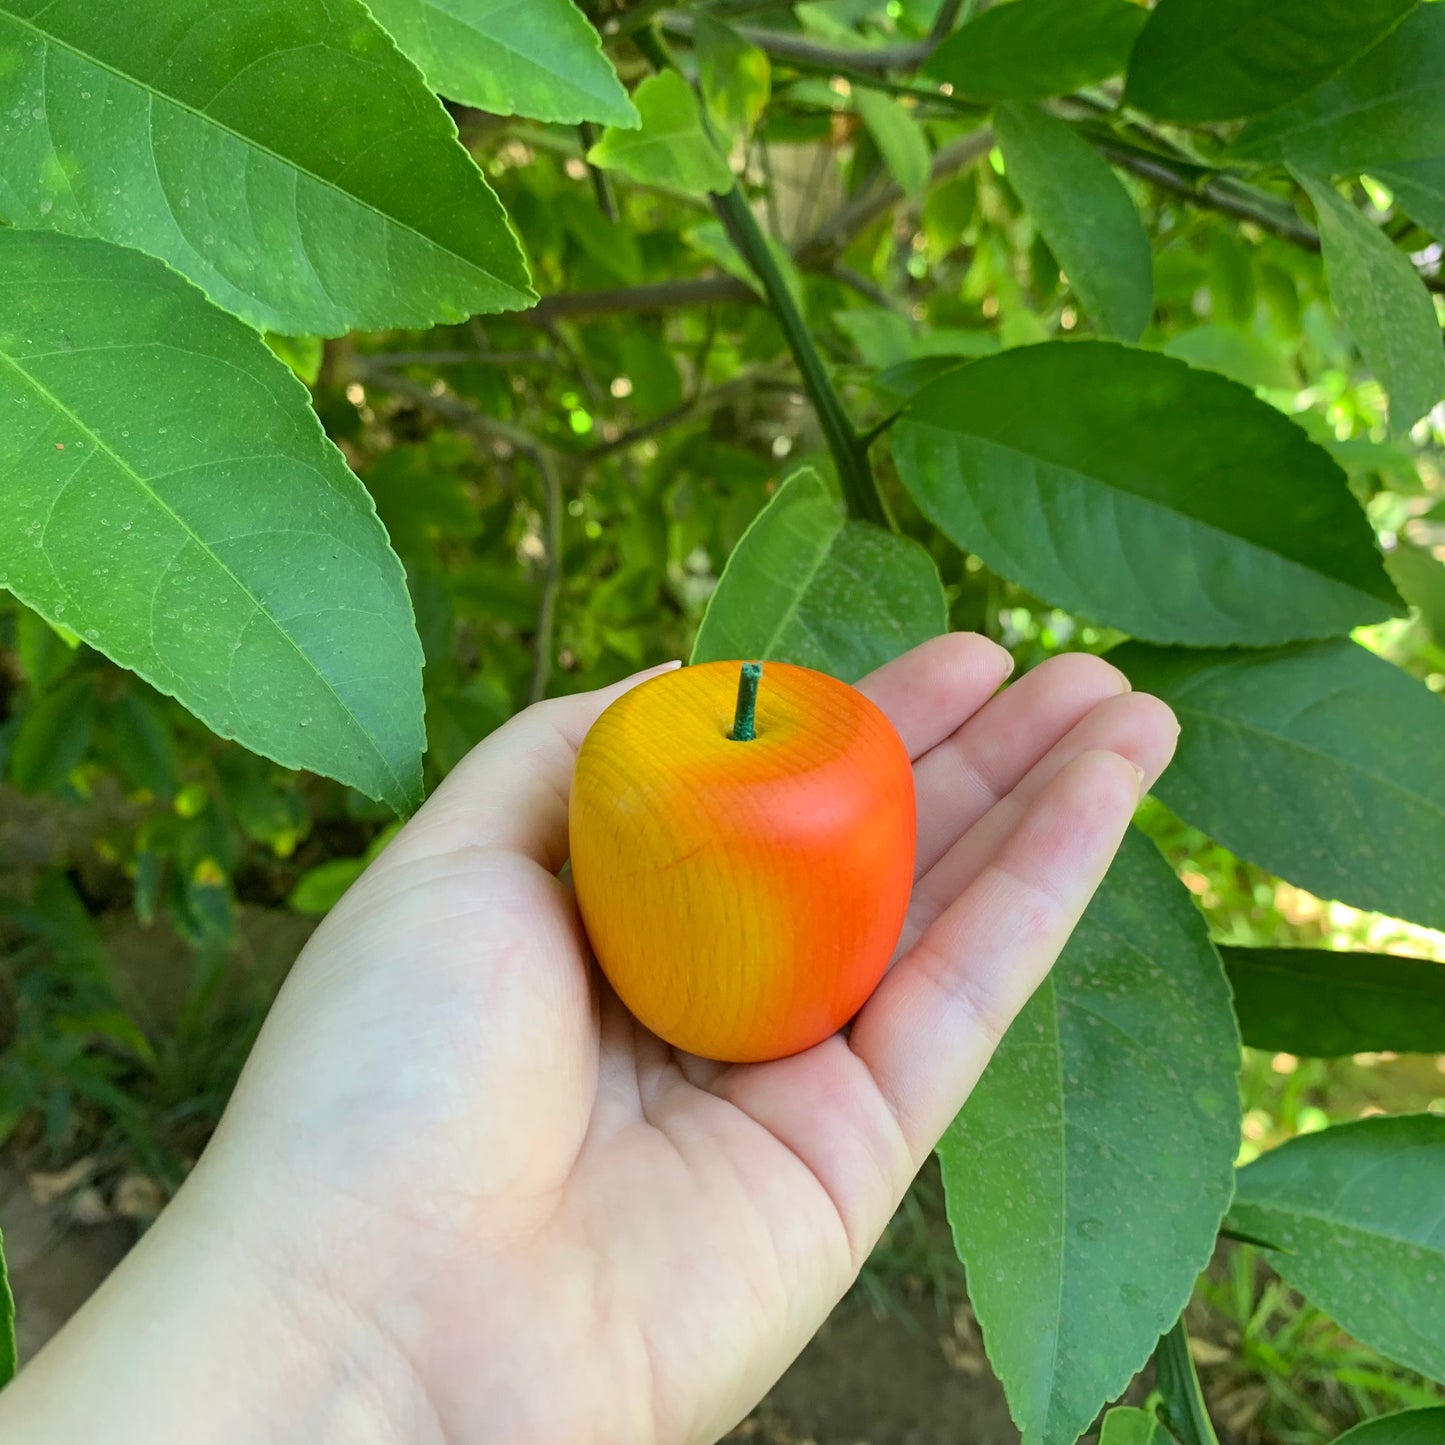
<box><xmin>0</xmin><ymin>634</ymin><xmax>1179</xmax><ymax>1445</ymax></box>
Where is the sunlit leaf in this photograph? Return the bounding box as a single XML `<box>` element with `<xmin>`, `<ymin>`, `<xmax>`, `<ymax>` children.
<box><xmin>691</xmin><ymin>467</ymin><xmax>946</xmax><ymax>681</ymax></box>
<box><xmin>363</xmin><ymin>0</ymin><xmax>637</xmax><ymax>125</ymax></box>
<box><xmin>995</xmin><ymin>105</ymin><xmax>1153</xmax><ymax>342</ymax></box>
<box><xmin>893</xmin><ymin>343</ymin><xmax>1400</xmax><ymax>645</ymax></box>
<box><xmin>1230</xmin><ymin>1116</ymin><xmax>1445</xmax><ymax>1383</ymax></box>
<box><xmin>0</xmin><ymin>0</ymin><xmax>534</xmax><ymax>335</ymax></box>
<box><xmin>587</xmin><ymin>72</ymin><xmax>735</xmax><ymax>198</ymax></box>
<box><xmin>0</xmin><ymin>231</ymin><xmax>425</xmax><ymax>811</ymax></box>
<box><xmin>941</xmin><ymin>830</ymin><xmax>1239</xmax><ymax>1445</ymax></box>
<box><xmin>1296</xmin><ymin>172</ymin><xmax>1444</xmax><ymax>438</ymax></box>
<box><xmin>1113</xmin><ymin>640</ymin><xmax>1445</xmax><ymax>931</ymax></box>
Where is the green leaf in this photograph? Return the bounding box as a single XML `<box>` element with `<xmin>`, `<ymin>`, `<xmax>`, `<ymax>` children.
<box><xmin>994</xmin><ymin>105</ymin><xmax>1153</xmax><ymax>342</ymax></box>
<box><xmin>8</xmin><ymin>674</ymin><xmax>95</xmax><ymax>793</ymax></box>
<box><xmin>694</xmin><ymin>12</ymin><xmax>770</xmax><ymax>139</ymax></box>
<box><xmin>1100</xmin><ymin>1407</ymin><xmax>1179</xmax><ymax>1445</ymax></box>
<box><xmin>0</xmin><ymin>1222</ymin><xmax>14</xmax><ymax>1388</ymax></box>
<box><xmin>1371</xmin><ymin>159</ymin><xmax>1445</xmax><ymax>241</ymax></box>
<box><xmin>362</xmin><ymin>0</ymin><xmax>635</xmax><ymax>125</ymax></box>
<box><xmin>855</xmin><ymin>91</ymin><xmax>930</xmax><ymax>199</ymax></box>
<box><xmin>1125</xmin><ymin>0</ymin><xmax>1420</xmax><ymax>124</ymax></box>
<box><xmin>1387</xmin><ymin>544</ymin><xmax>1445</xmax><ymax>647</ymax></box>
<box><xmin>1296</xmin><ymin>173</ymin><xmax>1444</xmax><ymax>439</ymax></box>
<box><xmin>0</xmin><ymin>0</ymin><xmax>534</xmax><ymax>335</ymax></box>
<box><xmin>685</xmin><ymin>219</ymin><xmax>803</xmax><ymax>308</ymax></box>
<box><xmin>1111</xmin><ymin>640</ymin><xmax>1445</xmax><ymax>931</ymax></box>
<box><xmin>690</xmin><ymin>467</ymin><xmax>947</xmax><ymax>682</ymax></box>
<box><xmin>1332</xmin><ymin>1408</ymin><xmax>1445</xmax><ymax>1444</ymax></box>
<box><xmin>1159</xmin><ymin>325</ymin><xmax>1299</xmax><ymax>391</ymax></box>
<box><xmin>925</xmin><ymin>0</ymin><xmax>1146</xmax><ymax>102</ymax></box>
<box><xmin>264</xmin><ymin>334</ymin><xmax>324</xmax><ymax>387</ymax></box>
<box><xmin>1229</xmin><ymin>1116</ymin><xmax>1445</xmax><ymax>1384</ymax></box>
<box><xmin>0</xmin><ymin>231</ymin><xmax>425</xmax><ymax>813</ymax></box>
<box><xmin>289</xmin><ymin>857</ymin><xmax>366</xmax><ymax>915</ymax></box>
<box><xmin>892</xmin><ymin>342</ymin><xmax>1400</xmax><ymax>646</ymax></box>
<box><xmin>1233</xmin><ymin>4</ymin><xmax>1445</xmax><ymax>173</ymax></box>
<box><xmin>587</xmin><ymin>72</ymin><xmax>735</xmax><ymax>199</ymax></box>
<box><xmin>1222</xmin><ymin>947</ymin><xmax>1445</xmax><ymax>1057</ymax></box>
<box><xmin>940</xmin><ymin>830</ymin><xmax>1240</xmax><ymax>1445</ymax></box>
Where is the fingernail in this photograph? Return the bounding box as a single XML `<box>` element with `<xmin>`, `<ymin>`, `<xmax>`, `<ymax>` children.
<box><xmin>998</xmin><ymin>646</ymin><xmax>1017</xmax><ymax>679</ymax></box>
<box><xmin>1130</xmin><ymin>761</ymin><xmax>1147</xmax><ymax>798</ymax></box>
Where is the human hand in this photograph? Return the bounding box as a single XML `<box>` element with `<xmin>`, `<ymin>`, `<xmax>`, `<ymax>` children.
<box><xmin>0</xmin><ymin>635</ymin><xmax>1177</xmax><ymax>1445</ymax></box>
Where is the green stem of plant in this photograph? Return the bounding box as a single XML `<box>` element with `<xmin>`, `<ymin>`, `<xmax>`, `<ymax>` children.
<box><xmin>636</xmin><ymin>23</ymin><xmax>892</xmax><ymax>530</ymax></box>
<box><xmin>712</xmin><ymin>184</ymin><xmax>890</xmax><ymax>529</ymax></box>
<box><xmin>730</xmin><ymin>661</ymin><xmax>762</xmax><ymax>740</ymax></box>
<box><xmin>1153</xmin><ymin>1317</ymin><xmax>1221</xmax><ymax>1445</ymax></box>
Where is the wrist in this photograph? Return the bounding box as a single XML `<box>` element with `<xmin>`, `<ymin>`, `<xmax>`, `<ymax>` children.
<box><xmin>0</xmin><ymin>1157</ymin><xmax>439</xmax><ymax>1445</ymax></box>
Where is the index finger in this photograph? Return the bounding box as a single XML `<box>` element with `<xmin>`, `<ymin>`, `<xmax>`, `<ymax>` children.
<box><xmin>381</xmin><ymin>660</ymin><xmax>682</xmax><ymax>874</ymax></box>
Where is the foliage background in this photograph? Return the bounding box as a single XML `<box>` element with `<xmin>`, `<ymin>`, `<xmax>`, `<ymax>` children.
<box><xmin>2</xmin><ymin>0</ymin><xmax>1445</xmax><ymax>1441</ymax></box>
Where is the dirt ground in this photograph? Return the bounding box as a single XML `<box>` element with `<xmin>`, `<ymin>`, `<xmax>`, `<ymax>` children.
<box><xmin>3</xmin><ymin>1165</ymin><xmax>1019</xmax><ymax>1444</ymax></box>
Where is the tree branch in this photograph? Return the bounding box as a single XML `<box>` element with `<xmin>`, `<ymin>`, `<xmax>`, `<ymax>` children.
<box><xmin>659</xmin><ymin>10</ymin><xmax>935</xmax><ymax>73</ymax></box>
<box><xmin>1103</xmin><ymin>147</ymin><xmax>1445</xmax><ymax>294</ymax></box>
<box><xmin>795</xmin><ymin>126</ymin><xmax>995</xmax><ymax>268</ymax></box>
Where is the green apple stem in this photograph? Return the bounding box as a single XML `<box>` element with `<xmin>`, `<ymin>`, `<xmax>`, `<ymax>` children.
<box><xmin>730</xmin><ymin>662</ymin><xmax>762</xmax><ymax>741</ymax></box>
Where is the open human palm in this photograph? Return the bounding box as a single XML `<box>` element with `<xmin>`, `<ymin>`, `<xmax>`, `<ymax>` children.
<box><xmin>0</xmin><ymin>634</ymin><xmax>1177</xmax><ymax>1445</ymax></box>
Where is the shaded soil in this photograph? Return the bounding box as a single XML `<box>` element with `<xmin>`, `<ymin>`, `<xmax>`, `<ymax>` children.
<box><xmin>3</xmin><ymin>1173</ymin><xmax>1018</xmax><ymax>1443</ymax></box>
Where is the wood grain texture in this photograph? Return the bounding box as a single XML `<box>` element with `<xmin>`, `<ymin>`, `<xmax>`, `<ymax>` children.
<box><xmin>569</xmin><ymin>661</ymin><xmax>915</xmax><ymax>1062</ymax></box>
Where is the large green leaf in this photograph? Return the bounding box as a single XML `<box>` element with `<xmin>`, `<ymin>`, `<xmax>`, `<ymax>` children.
<box><xmin>587</xmin><ymin>71</ymin><xmax>734</xmax><ymax>199</ymax></box>
<box><xmin>892</xmin><ymin>342</ymin><xmax>1400</xmax><ymax>646</ymax></box>
<box><xmin>1297</xmin><ymin>173</ymin><xmax>1444</xmax><ymax>439</ymax></box>
<box><xmin>1125</xmin><ymin>0</ymin><xmax>1420</xmax><ymax>123</ymax></box>
<box><xmin>1234</xmin><ymin>4</ymin><xmax>1445</xmax><ymax>173</ymax></box>
<box><xmin>1333</xmin><ymin>1408</ymin><xmax>1445</xmax><ymax>1444</ymax></box>
<box><xmin>994</xmin><ymin>105</ymin><xmax>1152</xmax><ymax>342</ymax></box>
<box><xmin>925</xmin><ymin>0</ymin><xmax>1146</xmax><ymax>102</ymax></box>
<box><xmin>855</xmin><ymin>91</ymin><xmax>930</xmax><ymax>199</ymax></box>
<box><xmin>1222</xmin><ymin>947</ymin><xmax>1445</xmax><ymax>1057</ymax></box>
<box><xmin>0</xmin><ymin>0</ymin><xmax>534</xmax><ymax>335</ymax></box>
<box><xmin>362</xmin><ymin>0</ymin><xmax>636</xmax><ymax>126</ymax></box>
<box><xmin>940</xmin><ymin>830</ymin><xmax>1240</xmax><ymax>1445</ymax></box>
<box><xmin>1113</xmin><ymin>641</ymin><xmax>1445</xmax><ymax>931</ymax></box>
<box><xmin>0</xmin><ymin>231</ymin><xmax>424</xmax><ymax>812</ymax></box>
<box><xmin>690</xmin><ymin>467</ymin><xmax>947</xmax><ymax>682</ymax></box>
<box><xmin>1229</xmin><ymin>1116</ymin><xmax>1445</xmax><ymax>1383</ymax></box>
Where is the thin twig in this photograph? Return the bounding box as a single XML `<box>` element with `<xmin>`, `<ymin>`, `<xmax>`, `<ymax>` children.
<box><xmin>528</xmin><ymin>445</ymin><xmax>564</xmax><ymax>704</ymax></box>
<box><xmin>578</xmin><ymin>122</ymin><xmax>619</xmax><ymax>223</ymax></box>
<box><xmin>829</xmin><ymin>261</ymin><xmax>903</xmax><ymax>310</ymax></box>
<box><xmin>585</xmin><ymin>370</ymin><xmax>794</xmax><ymax>460</ymax></box>
<box><xmin>1103</xmin><ymin>147</ymin><xmax>1445</xmax><ymax>294</ymax></box>
<box><xmin>529</xmin><ymin>274</ymin><xmax>754</xmax><ymax>320</ymax></box>
<box><xmin>525</xmin><ymin>127</ymin><xmax>996</xmax><ymax>324</ymax></box>
<box><xmin>352</xmin><ymin>361</ymin><xmax>549</xmax><ymax>455</ymax></box>
<box><xmin>362</xmin><ymin>349</ymin><xmax>554</xmax><ymax>368</ymax></box>
<box><xmin>660</xmin><ymin>10</ymin><xmax>935</xmax><ymax>72</ymax></box>
<box><xmin>796</xmin><ymin>126</ymin><xmax>995</xmax><ymax>267</ymax></box>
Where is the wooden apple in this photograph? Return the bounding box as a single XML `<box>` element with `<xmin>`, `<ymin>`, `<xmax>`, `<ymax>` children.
<box><xmin>568</xmin><ymin>660</ymin><xmax>916</xmax><ymax>1062</ymax></box>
